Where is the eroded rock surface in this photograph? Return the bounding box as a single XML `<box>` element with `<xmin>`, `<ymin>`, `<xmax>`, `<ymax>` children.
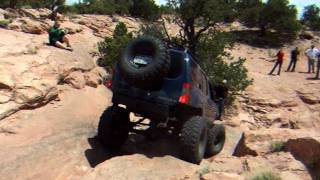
<box><xmin>0</xmin><ymin>8</ymin><xmax>319</xmax><ymax>180</ymax></box>
<box><xmin>0</xmin><ymin>25</ymin><xmax>104</xmax><ymax>120</ymax></box>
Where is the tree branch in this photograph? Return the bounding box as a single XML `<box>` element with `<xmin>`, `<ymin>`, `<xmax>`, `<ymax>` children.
<box><xmin>160</xmin><ymin>18</ymin><xmax>171</xmax><ymax>42</ymax></box>
<box><xmin>195</xmin><ymin>22</ymin><xmax>217</xmax><ymax>40</ymax></box>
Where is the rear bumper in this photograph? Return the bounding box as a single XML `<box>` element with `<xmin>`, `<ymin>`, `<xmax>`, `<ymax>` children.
<box><xmin>112</xmin><ymin>92</ymin><xmax>174</xmax><ymax>120</ymax></box>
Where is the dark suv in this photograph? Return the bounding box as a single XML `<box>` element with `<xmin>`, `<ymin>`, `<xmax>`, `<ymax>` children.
<box><xmin>98</xmin><ymin>36</ymin><xmax>225</xmax><ymax>164</ymax></box>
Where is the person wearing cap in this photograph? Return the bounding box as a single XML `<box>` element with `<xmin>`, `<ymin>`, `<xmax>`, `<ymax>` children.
<box><xmin>305</xmin><ymin>45</ymin><xmax>319</xmax><ymax>73</ymax></box>
<box><xmin>213</xmin><ymin>80</ymin><xmax>228</xmax><ymax>120</ymax></box>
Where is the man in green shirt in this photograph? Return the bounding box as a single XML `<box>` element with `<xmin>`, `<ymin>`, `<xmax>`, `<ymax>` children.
<box><xmin>48</xmin><ymin>21</ymin><xmax>73</xmax><ymax>51</ymax></box>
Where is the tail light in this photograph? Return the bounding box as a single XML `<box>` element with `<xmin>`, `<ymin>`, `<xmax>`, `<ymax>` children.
<box><xmin>104</xmin><ymin>79</ymin><xmax>112</xmax><ymax>89</ymax></box>
<box><xmin>179</xmin><ymin>83</ymin><xmax>190</xmax><ymax>104</ymax></box>
<box><xmin>104</xmin><ymin>68</ymin><xmax>114</xmax><ymax>89</ymax></box>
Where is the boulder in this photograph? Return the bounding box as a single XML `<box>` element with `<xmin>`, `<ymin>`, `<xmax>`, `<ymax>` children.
<box><xmin>8</xmin><ymin>17</ymin><xmax>49</xmax><ymax>34</ymax></box>
<box><xmin>19</xmin><ymin>8</ymin><xmax>40</xmax><ymax>19</ymax></box>
<box><xmin>19</xmin><ymin>8</ymin><xmax>52</xmax><ymax>19</ymax></box>
<box><xmin>2</xmin><ymin>8</ymin><xmax>18</xmax><ymax>19</ymax></box>
<box><xmin>13</xmin><ymin>87</ymin><xmax>44</xmax><ymax>105</ymax></box>
<box><xmin>201</xmin><ymin>172</ymin><xmax>243</xmax><ymax>180</ymax></box>
<box><xmin>297</xmin><ymin>89</ymin><xmax>320</xmax><ymax>105</ymax></box>
<box><xmin>232</xmin><ymin>133</ymin><xmax>258</xmax><ymax>157</ymax></box>
<box><xmin>285</xmin><ymin>137</ymin><xmax>320</xmax><ymax>166</ymax></box>
<box><xmin>7</xmin><ymin>21</ymin><xmax>21</xmax><ymax>31</ymax></box>
<box><xmin>299</xmin><ymin>32</ymin><xmax>314</xmax><ymax>40</ymax></box>
<box><xmin>38</xmin><ymin>8</ymin><xmax>53</xmax><ymax>19</ymax></box>
<box><xmin>0</xmin><ymin>25</ymin><xmax>98</xmax><ymax>120</ymax></box>
<box><xmin>80</xmin><ymin>154</ymin><xmax>198</xmax><ymax>180</ymax></box>
<box><xmin>0</xmin><ymin>102</ymin><xmax>20</xmax><ymax>120</ymax></box>
<box><xmin>265</xmin><ymin>111</ymin><xmax>282</xmax><ymax>122</ymax></box>
<box><xmin>0</xmin><ymin>90</ymin><xmax>12</xmax><ymax>104</ymax></box>
<box><xmin>91</xmin><ymin>67</ymin><xmax>109</xmax><ymax>80</ymax></box>
<box><xmin>20</xmin><ymin>17</ymin><xmax>49</xmax><ymax>34</ymax></box>
<box><xmin>84</xmin><ymin>72</ymin><xmax>101</xmax><ymax>88</ymax></box>
<box><xmin>65</xmin><ymin>71</ymin><xmax>86</xmax><ymax>89</ymax></box>
<box><xmin>284</xmin><ymin>138</ymin><xmax>320</xmax><ymax>179</ymax></box>
<box><xmin>13</xmin><ymin>86</ymin><xmax>58</xmax><ymax>108</ymax></box>
<box><xmin>218</xmin><ymin>127</ymin><xmax>252</xmax><ymax>156</ymax></box>
<box><xmin>62</xmin><ymin>21</ymin><xmax>83</xmax><ymax>34</ymax></box>
<box><xmin>207</xmin><ymin>156</ymin><xmax>244</xmax><ymax>174</ymax></box>
<box><xmin>246</xmin><ymin>152</ymin><xmax>311</xmax><ymax>179</ymax></box>
<box><xmin>0</xmin><ymin>71</ymin><xmax>15</xmax><ymax>89</ymax></box>
<box><xmin>0</xmin><ymin>8</ymin><xmax>6</xmax><ymax>20</ymax></box>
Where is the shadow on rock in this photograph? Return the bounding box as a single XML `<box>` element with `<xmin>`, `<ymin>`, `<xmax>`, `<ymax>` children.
<box><xmin>231</xmin><ymin>30</ymin><xmax>294</xmax><ymax>48</ymax></box>
<box><xmin>284</xmin><ymin>138</ymin><xmax>320</xmax><ymax>180</ymax></box>
<box><xmin>84</xmin><ymin>137</ymin><xmax>116</xmax><ymax>168</ymax></box>
<box><xmin>85</xmin><ymin>134</ymin><xmax>181</xmax><ymax>168</ymax></box>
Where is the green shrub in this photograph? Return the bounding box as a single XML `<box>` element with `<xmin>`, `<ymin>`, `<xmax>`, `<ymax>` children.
<box><xmin>237</xmin><ymin>0</ymin><xmax>301</xmax><ymax>42</ymax></box>
<box><xmin>137</xmin><ymin>22</ymin><xmax>167</xmax><ymax>40</ymax></box>
<box><xmin>197</xmin><ymin>31</ymin><xmax>253</xmax><ymax>104</ymax></box>
<box><xmin>197</xmin><ymin>164</ymin><xmax>210</xmax><ymax>177</ymax></box>
<box><xmin>0</xmin><ymin>19</ymin><xmax>11</xmax><ymax>28</ymax></box>
<box><xmin>64</xmin><ymin>12</ymin><xmax>78</xmax><ymax>19</ymax></box>
<box><xmin>129</xmin><ymin>0</ymin><xmax>161</xmax><ymax>21</ymax></box>
<box><xmin>269</xmin><ymin>141</ymin><xmax>284</xmax><ymax>153</ymax></box>
<box><xmin>97</xmin><ymin>22</ymin><xmax>133</xmax><ymax>69</ymax></box>
<box><xmin>250</xmin><ymin>171</ymin><xmax>282</xmax><ymax>180</ymax></box>
<box><xmin>302</xmin><ymin>5</ymin><xmax>320</xmax><ymax>31</ymax></box>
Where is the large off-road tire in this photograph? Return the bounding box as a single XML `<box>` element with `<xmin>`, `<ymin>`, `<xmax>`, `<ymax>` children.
<box><xmin>98</xmin><ymin>106</ymin><xmax>130</xmax><ymax>150</ymax></box>
<box><xmin>119</xmin><ymin>36</ymin><xmax>170</xmax><ymax>89</ymax></box>
<box><xmin>180</xmin><ymin>116</ymin><xmax>208</xmax><ymax>164</ymax></box>
<box><xmin>205</xmin><ymin>124</ymin><xmax>226</xmax><ymax>157</ymax></box>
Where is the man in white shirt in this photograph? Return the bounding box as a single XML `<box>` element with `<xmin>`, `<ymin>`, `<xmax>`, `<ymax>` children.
<box><xmin>305</xmin><ymin>45</ymin><xmax>319</xmax><ymax>73</ymax></box>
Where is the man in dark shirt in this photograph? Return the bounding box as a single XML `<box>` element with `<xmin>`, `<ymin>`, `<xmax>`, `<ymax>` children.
<box><xmin>214</xmin><ymin>80</ymin><xmax>228</xmax><ymax>120</ymax></box>
<box><xmin>286</xmin><ymin>47</ymin><xmax>300</xmax><ymax>72</ymax></box>
<box><xmin>316</xmin><ymin>52</ymin><xmax>320</xmax><ymax>79</ymax></box>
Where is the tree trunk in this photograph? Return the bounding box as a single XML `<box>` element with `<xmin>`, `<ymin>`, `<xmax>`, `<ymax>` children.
<box><xmin>184</xmin><ymin>18</ymin><xmax>197</xmax><ymax>56</ymax></box>
<box><xmin>50</xmin><ymin>0</ymin><xmax>58</xmax><ymax>20</ymax></box>
<box><xmin>260</xmin><ymin>26</ymin><xmax>266</xmax><ymax>37</ymax></box>
<box><xmin>9</xmin><ymin>0</ymin><xmax>18</xmax><ymax>8</ymax></box>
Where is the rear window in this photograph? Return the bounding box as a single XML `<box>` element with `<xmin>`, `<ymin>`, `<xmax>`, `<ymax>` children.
<box><xmin>167</xmin><ymin>51</ymin><xmax>184</xmax><ymax>78</ymax></box>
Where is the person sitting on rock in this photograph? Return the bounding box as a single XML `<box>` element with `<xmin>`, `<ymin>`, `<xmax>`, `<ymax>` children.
<box><xmin>48</xmin><ymin>20</ymin><xmax>73</xmax><ymax>51</ymax></box>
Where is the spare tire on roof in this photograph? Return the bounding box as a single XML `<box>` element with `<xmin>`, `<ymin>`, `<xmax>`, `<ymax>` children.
<box><xmin>119</xmin><ymin>36</ymin><xmax>171</xmax><ymax>89</ymax></box>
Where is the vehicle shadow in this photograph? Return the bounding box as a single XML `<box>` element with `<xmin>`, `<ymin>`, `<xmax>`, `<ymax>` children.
<box><xmin>84</xmin><ymin>133</ymin><xmax>181</xmax><ymax>168</ymax></box>
<box><xmin>306</xmin><ymin>77</ymin><xmax>319</xmax><ymax>81</ymax></box>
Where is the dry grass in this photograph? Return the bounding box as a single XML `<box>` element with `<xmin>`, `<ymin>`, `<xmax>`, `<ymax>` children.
<box><xmin>249</xmin><ymin>171</ymin><xmax>282</xmax><ymax>180</ymax></box>
<box><xmin>269</xmin><ymin>141</ymin><xmax>284</xmax><ymax>153</ymax></box>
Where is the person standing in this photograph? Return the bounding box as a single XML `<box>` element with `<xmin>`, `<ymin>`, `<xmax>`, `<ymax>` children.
<box><xmin>286</xmin><ymin>47</ymin><xmax>300</xmax><ymax>72</ymax></box>
<box><xmin>269</xmin><ymin>49</ymin><xmax>285</xmax><ymax>75</ymax></box>
<box><xmin>214</xmin><ymin>80</ymin><xmax>228</xmax><ymax>120</ymax></box>
<box><xmin>316</xmin><ymin>52</ymin><xmax>320</xmax><ymax>79</ymax></box>
<box><xmin>305</xmin><ymin>45</ymin><xmax>319</xmax><ymax>73</ymax></box>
